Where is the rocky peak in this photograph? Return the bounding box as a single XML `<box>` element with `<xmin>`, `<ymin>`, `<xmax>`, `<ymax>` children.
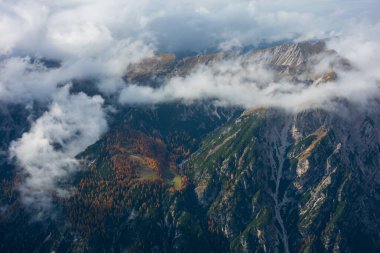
<box><xmin>248</xmin><ymin>40</ymin><xmax>327</xmax><ymax>67</ymax></box>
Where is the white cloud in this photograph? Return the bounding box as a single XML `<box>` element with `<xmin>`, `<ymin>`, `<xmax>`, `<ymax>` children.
<box><xmin>0</xmin><ymin>38</ymin><xmax>153</xmax><ymax>103</ymax></box>
<box><xmin>9</xmin><ymin>85</ymin><xmax>108</xmax><ymax>212</ymax></box>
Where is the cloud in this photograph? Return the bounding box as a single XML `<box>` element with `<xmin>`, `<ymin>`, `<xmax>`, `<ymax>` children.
<box><xmin>328</xmin><ymin>22</ymin><xmax>380</xmax><ymax>80</ymax></box>
<box><xmin>0</xmin><ymin>0</ymin><xmax>155</xmax><ymax>103</ymax></box>
<box><xmin>0</xmin><ymin>39</ymin><xmax>153</xmax><ymax>103</ymax></box>
<box><xmin>9</xmin><ymin>85</ymin><xmax>107</xmax><ymax>212</ymax></box>
<box><xmin>1</xmin><ymin>0</ymin><xmax>379</xmax><ymax>56</ymax></box>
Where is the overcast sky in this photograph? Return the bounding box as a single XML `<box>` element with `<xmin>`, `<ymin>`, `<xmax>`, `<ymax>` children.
<box><xmin>0</xmin><ymin>0</ymin><xmax>379</xmax><ymax>56</ymax></box>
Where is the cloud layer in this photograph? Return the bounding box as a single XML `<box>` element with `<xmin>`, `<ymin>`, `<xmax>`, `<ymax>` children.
<box><xmin>2</xmin><ymin>0</ymin><xmax>378</xmax><ymax>55</ymax></box>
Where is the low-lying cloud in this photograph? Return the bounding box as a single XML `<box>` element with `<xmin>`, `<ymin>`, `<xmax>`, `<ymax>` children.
<box><xmin>0</xmin><ymin>40</ymin><xmax>153</xmax><ymax>103</ymax></box>
<box><xmin>9</xmin><ymin>85</ymin><xmax>107</xmax><ymax>212</ymax></box>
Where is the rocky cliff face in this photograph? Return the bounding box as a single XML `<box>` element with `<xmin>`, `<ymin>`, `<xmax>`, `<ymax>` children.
<box><xmin>186</xmin><ymin>105</ymin><xmax>380</xmax><ymax>252</ymax></box>
<box><xmin>0</xmin><ymin>41</ymin><xmax>379</xmax><ymax>253</ymax></box>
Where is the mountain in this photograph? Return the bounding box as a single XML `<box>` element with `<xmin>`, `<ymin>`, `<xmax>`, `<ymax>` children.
<box><xmin>0</xmin><ymin>41</ymin><xmax>379</xmax><ymax>253</ymax></box>
<box><xmin>186</xmin><ymin>107</ymin><xmax>380</xmax><ymax>252</ymax></box>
